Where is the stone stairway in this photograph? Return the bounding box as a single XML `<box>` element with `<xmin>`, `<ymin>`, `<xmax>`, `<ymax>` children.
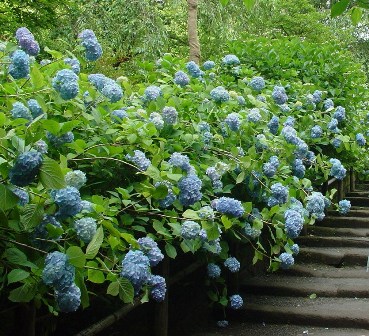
<box><xmin>235</xmin><ymin>182</ymin><xmax>369</xmax><ymax>334</ymax></box>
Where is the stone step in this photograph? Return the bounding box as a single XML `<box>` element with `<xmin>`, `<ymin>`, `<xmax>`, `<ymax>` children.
<box><xmin>346</xmin><ymin>191</ymin><xmax>369</xmax><ymax>197</ymax></box>
<box><xmin>285</xmin><ymin>263</ymin><xmax>369</xmax><ymax>279</ymax></box>
<box><xmin>296</xmin><ymin>235</ymin><xmax>369</xmax><ymax>248</ymax></box>
<box><xmin>309</xmin><ymin>226</ymin><xmax>369</xmax><ymax>238</ymax></box>
<box><xmin>355</xmin><ymin>183</ymin><xmax>369</xmax><ymax>191</ymax></box>
<box><xmin>235</xmin><ymin>295</ymin><xmax>369</xmax><ymax>329</ymax></box>
<box><xmin>298</xmin><ymin>247</ymin><xmax>369</xmax><ymax>266</ymax></box>
<box><xmin>318</xmin><ymin>216</ymin><xmax>369</xmax><ymax>228</ymax></box>
<box><xmin>241</xmin><ymin>275</ymin><xmax>369</xmax><ymax>298</ymax></box>
<box><xmin>327</xmin><ymin>209</ymin><xmax>369</xmax><ymax>218</ymax></box>
<box><xmin>346</xmin><ymin>197</ymin><xmax>369</xmax><ymax>207</ymax></box>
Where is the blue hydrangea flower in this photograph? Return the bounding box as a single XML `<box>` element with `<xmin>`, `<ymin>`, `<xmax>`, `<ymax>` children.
<box><xmin>222</xmin><ymin>54</ymin><xmax>240</xmax><ymax>66</ymax></box>
<box><xmin>88</xmin><ymin>74</ymin><xmax>106</xmax><ymax>91</ymax></box>
<box><xmin>10</xmin><ymin>186</ymin><xmax>29</xmax><ymax>206</ymax></box>
<box><xmin>111</xmin><ymin>108</ymin><xmax>128</xmax><ymax>123</ymax></box>
<box><xmin>74</xmin><ymin>217</ymin><xmax>97</xmax><ymax>243</ymax></box>
<box><xmin>280</xmin><ymin>104</ymin><xmax>291</xmax><ymax>113</ymax></box>
<box><xmin>356</xmin><ymin>133</ymin><xmax>366</xmax><ymax>146</ymax></box>
<box><xmin>203</xmin><ymin>60</ymin><xmax>215</xmax><ymax>70</ymax></box>
<box><xmin>331</xmin><ymin>138</ymin><xmax>342</xmax><ymax>148</ymax></box>
<box><xmin>324</xmin><ymin>99</ymin><xmax>334</xmax><ymax>110</ymax></box>
<box><xmin>11</xmin><ymin>102</ymin><xmax>32</xmax><ymax>121</ymax></box>
<box><xmin>224</xmin><ymin>257</ymin><xmax>240</xmax><ymax>273</ymax></box>
<box><xmin>206</xmin><ymin>167</ymin><xmax>222</xmax><ymax>189</ymax></box>
<box><xmin>64</xmin><ymin>58</ymin><xmax>80</xmax><ymax>74</ymax></box>
<box><xmin>333</xmin><ymin>106</ymin><xmax>346</xmax><ymax>122</ymax></box>
<box><xmin>15</xmin><ymin>27</ymin><xmax>40</xmax><ymax>56</ymax></box>
<box><xmin>290</xmin><ymin>244</ymin><xmax>300</xmax><ymax>255</ymax></box>
<box><xmin>149</xmin><ymin>112</ymin><xmax>164</xmax><ymax>130</ymax></box>
<box><xmin>79</xmin><ymin>29</ymin><xmax>102</xmax><ymax>61</ymax></box>
<box><xmin>329</xmin><ymin>158</ymin><xmax>346</xmax><ymax>180</ymax></box>
<box><xmin>198</xmin><ymin>206</ymin><xmax>215</xmax><ymax>221</ymax></box>
<box><xmin>32</xmin><ymin>215</ymin><xmax>62</xmax><ymax>248</ymax></box>
<box><xmin>338</xmin><ymin>199</ymin><xmax>351</xmax><ymax>215</ymax></box>
<box><xmin>267</xmin><ymin>183</ymin><xmax>289</xmax><ymax>207</ymax></box>
<box><xmin>65</xmin><ymin>170</ymin><xmax>86</xmax><ymax>189</ymax></box>
<box><xmin>283</xmin><ymin>116</ymin><xmax>295</xmax><ymax>127</ymax></box>
<box><xmin>9</xmin><ymin>50</ymin><xmax>30</xmax><ymax>79</ymax></box>
<box><xmin>186</xmin><ymin>61</ymin><xmax>203</xmax><ymax>78</ymax></box>
<box><xmin>148</xmin><ymin>275</ymin><xmax>166</xmax><ymax>302</ymax></box>
<box><xmin>311</xmin><ymin>125</ymin><xmax>322</xmax><ymax>139</ymax></box>
<box><xmin>40</xmin><ymin>59</ymin><xmax>51</xmax><ymax>66</ymax></box>
<box><xmin>126</xmin><ymin>150</ymin><xmax>151</xmax><ymax>171</ymax></box>
<box><xmin>207</xmin><ymin>263</ymin><xmax>221</xmax><ymax>278</ymax></box>
<box><xmin>217</xmin><ymin>320</ymin><xmax>229</xmax><ymax>328</ymax></box>
<box><xmin>198</xmin><ymin>121</ymin><xmax>210</xmax><ymax>132</ymax></box>
<box><xmin>289</xmin><ymin>198</ymin><xmax>309</xmax><ymax>218</ymax></box>
<box><xmin>174</xmin><ymin>71</ymin><xmax>190</xmax><ymax>87</ymax></box>
<box><xmin>144</xmin><ymin>85</ymin><xmax>162</xmax><ymax>101</ymax></box>
<box><xmin>263</xmin><ymin>156</ymin><xmax>279</xmax><ymax>178</ymax></box>
<box><xmin>52</xmin><ymin>69</ymin><xmax>79</xmax><ymax>100</ymax></box>
<box><xmin>292</xmin><ymin>159</ymin><xmax>305</xmax><ymax>179</ymax></box>
<box><xmin>51</xmin><ymin>187</ymin><xmax>82</xmax><ymax>219</ymax></box>
<box><xmin>268</xmin><ymin>116</ymin><xmax>279</xmax><ymax>135</ymax></box>
<box><xmin>42</xmin><ymin>251</ymin><xmax>75</xmax><ymax>290</ymax></box>
<box><xmin>210</xmin><ymin>86</ymin><xmax>230</xmax><ymax>103</ymax></box>
<box><xmin>154</xmin><ymin>181</ymin><xmax>176</xmax><ymax>208</ymax></box>
<box><xmin>327</xmin><ymin>118</ymin><xmax>339</xmax><ymax>133</ymax></box>
<box><xmin>279</xmin><ymin>253</ymin><xmax>294</xmax><ymax>269</ymax></box>
<box><xmin>229</xmin><ymin>294</ymin><xmax>243</xmax><ymax>309</ymax></box>
<box><xmin>294</xmin><ymin>139</ymin><xmax>309</xmax><ymax>160</ymax></box>
<box><xmin>257</xmin><ymin>95</ymin><xmax>266</xmax><ymax>102</ymax></box>
<box><xmin>101</xmin><ymin>81</ymin><xmax>123</xmax><ymax>103</ymax></box>
<box><xmin>55</xmin><ymin>283</ymin><xmax>81</xmax><ymax>312</ymax></box>
<box><xmin>9</xmin><ymin>150</ymin><xmax>43</xmax><ymax>187</ymax></box>
<box><xmin>162</xmin><ymin>106</ymin><xmax>178</xmax><ymax>125</ymax></box>
<box><xmin>281</xmin><ymin>126</ymin><xmax>298</xmax><ymax>144</ymax></box>
<box><xmin>121</xmin><ymin>250</ymin><xmax>150</xmax><ymax>292</ymax></box>
<box><xmin>312</xmin><ymin>90</ymin><xmax>322</xmax><ymax>104</ymax></box>
<box><xmin>27</xmin><ymin>99</ymin><xmax>44</xmax><ymax>118</ymax></box>
<box><xmin>138</xmin><ymin>237</ymin><xmax>164</xmax><ymax>267</ymax></box>
<box><xmin>46</xmin><ymin>132</ymin><xmax>74</xmax><ymax>147</ymax></box>
<box><xmin>247</xmin><ymin>108</ymin><xmax>261</xmax><ymax>123</ymax></box>
<box><xmin>211</xmin><ymin>197</ymin><xmax>244</xmax><ymax>218</ymax></box>
<box><xmin>249</xmin><ymin>76</ymin><xmax>265</xmax><ymax>91</ymax></box>
<box><xmin>284</xmin><ymin>209</ymin><xmax>303</xmax><ymax>238</ymax></box>
<box><xmin>324</xmin><ymin>197</ymin><xmax>331</xmax><ymax>210</ymax></box>
<box><xmin>81</xmin><ymin>200</ymin><xmax>94</xmax><ymax>212</ymax></box>
<box><xmin>272</xmin><ymin>86</ymin><xmax>288</xmax><ymax>105</ymax></box>
<box><xmin>168</xmin><ymin>152</ymin><xmax>193</xmax><ymax>173</ymax></box>
<box><xmin>178</xmin><ymin>174</ymin><xmax>202</xmax><ymax>206</ymax></box>
<box><xmin>244</xmin><ymin>223</ymin><xmax>261</xmax><ymax>239</ymax></box>
<box><xmin>237</xmin><ymin>95</ymin><xmax>246</xmax><ymax>105</ymax></box>
<box><xmin>225</xmin><ymin>112</ymin><xmax>241</xmax><ymax>131</ymax></box>
<box><xmin>181</xmin><ymin>221</ymin><xmax>201</xmax><ymax>239</ymax></box>
<box><xmin>306</xmin><ymin>192</ymin><xmax>325</xmax><ymax>220</ymax></box>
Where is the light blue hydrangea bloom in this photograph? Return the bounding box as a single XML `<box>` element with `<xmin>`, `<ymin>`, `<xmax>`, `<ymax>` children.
<box><xmin>211</xmin><ymin>197</ymin><xmax>244</xmax><ymax>217</ymax></box>
<box><xmin>138</xmin><ymin>237</ymin><xmax>164</xmax><ymax>267</ymax></box>
<box><xmin>210</xmin><ymin>86</ymin><xmax>230</xmax><ymax>103</ymax></box>
<box><xmin>178</xmin><ymin>174</ymin><xmax>202</xmax><ymax>206</ymax></box>
<box><xmin>174</xmin><ymin>71</ymin><xmax>190</xmax><ymax>87</ymax></box>
<box><xmin>279</xmin><ymin>253</ymin><xmax>294</xmax><ymax>269</ymax></box>
<box><xmin>249</xmin><ymin>76</ymin><xmax>265</xmax><ymax>91</ymax></box>
<box><xmin>52</xmin><ymin>69</ymin><xmax>79</xmax><ymax>100</ymax></box>
<box><xmin>338</xmin><ymin>199</ymin><xmax>351</xmax><ymax>215</ymax></box>
<box><xmin>229</xmin><ymin>294</ymin><xmax>243</xmax><ymax>309</ymax></box>
<box><xmin>9</xmin><ymin>50</ymin><xmax>30</xmax><ymax>79</ymax></box>
<box><xmin>148</xmin><ymin>275</ymin><xmax>166</xmax><ymax>302</ymax></box>
<box><xmin>181</xmin><ymin>220</ymin><xmax>201</xmax><ymax>239</ymax></box>
<box><xmin>207</xmin><ymin>263</ymin><xmax>221</xmax><ymax>278</ymax></box>
<box><xmin>74</xmin><ymin>217</ymin><xmax>97</xmax><ymax>243</ymax></box>
<box><xmin>65</xmin><ymin>170</ymin><xmax>86</xmax><ymax>189</ymax></box>
<box><xmin>126</xmin><ymin>150</ymin><xmax>151</xmax><ymax>171</ymax></box>
<box><xmin>55</xmin><ymin>283</ymin><xmax>81</xmax><ymax>312</ymax></box>
<box><xmin>51</xmin><ymin>186</ymin><xmax>82</xmax><ymax>219</ymax></box>
<box><xmin>224</xmin><ymin>257</ymin><xmax>240</xmax><ymax>273</ymax></box>
<box><xmin>15</xmin><ymin>27</ymin><xmax>40</xmax><ymax>56</ymax></box>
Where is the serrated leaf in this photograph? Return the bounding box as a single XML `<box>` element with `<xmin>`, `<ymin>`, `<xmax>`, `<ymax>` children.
<box><xmin>236</xmin><ymin>171</ymin><xmax>245</xmax><ymax>184</ymax></box>
<box><xmin>107</xmin><ymin>281</ymin><xmax>120</xmax><ymax>296</ymax></box>
<box><xmin>221</xmin><ymin>215</ymin><xmax>232</xmax><ymax>230</ymax></box>
<box><xmin>30</xmin><ymin>66</ymin><xmax>45</xmax><ymax>89</ymax></box>
<box><xmin>87</xmin><ymin>261</ymin><xmax>105</xmax><ymax>283</ymax></box>
<box><xmin>20</xmin><ymin>204</ymin><xmax>44</xmax><ymax>231</ymax></box>
<box><xmin>0</xmin><ymin>185</ymin><xmax>19</xmax><ymax>210</ymax></box>
<box><xmin>165</xmin><ymin>243</ymin><xmax>177</xmax><ymax>259</ymax></box>
<box><xmin>7</xmin><ymin>269</ymin><xmax>30</xmax><ymax>284</ymax></box>
<box><xmin>118</xmin><ymin>277</ymin><xmax>134</xmax><ymax>303</ymax></box>
<box><xmin>351</xmin><ymin>7</ymin><xmax>362</xmax><ymax>24</ymax></box>
<box><xmin>182</xmin><ymin>209</ymin><xmax>199</xmax><ymax>220</ymax></box>
<box><xmin>66</xmin><ymin>246</ymin><xmax>86</xmax><ymax>268</ymax></box>
<box><xmin>8</xmin><ymin>283</ymin><xmax>37</xmax><ymax>302</ymax></box>
<box><xmin>86</xmin><ymin>226</ymin><xmax>104</xmax><ymax>259</ymax></box>
<box><xmin>331</xmin><ymin>0</ymin><xmax>350</xmax><ymax>17</ymax></box>
<box><xmin>39</xmin><ymin>156</ymin><xmax>66</xmax><ymax>189</ymax></box>
<box><xmin>243</xmin><ymin>0</ymin><xmax>256</xmax><ymax>10</ymax></box>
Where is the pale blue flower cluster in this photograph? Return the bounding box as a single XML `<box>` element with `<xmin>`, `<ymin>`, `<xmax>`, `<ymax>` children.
<box><xmin>331</xmin><ymin>137</ymin><xmax>342</xmax><ymax>148</ymax></box>
<box><xmin>289</xmin><ymin>197</ymin><xmax>309</xmax><ymax>218</ymax></box>
<box><xmin>186</xmin><ymin>61</ymin><xmax>203</xmax><ymax>78</ymax></box>
<box><xmin>263</xmin><ymin>156</ymin><xmax>279</xmax><ymax>178</ymax></box>
<box><xmin>311</xmin><ymin>125</ymin><xmax>322</xmax><ymax>139</ymax></box>
<box><xmin>256</xmin><ymin>134</ymin><xmax>268</xmax><ymax>151</ymax></box>
<box><xmin>225</xmin><ymin>112</ymin><xmax>241</xmax><ymax>131</ymax></box>
<box><xmin>210</xmin><ymin>86</ymin><xmax>230</xmax><ymax>103</ymax></box>
<box><xmin>203</xmin><ymin>60</ymin><xmax>215</xmax><ymax>70</ymax></box>
<box><xmin>88</xmin><ymin>74</ymin><xmax>123</xmax><ymax>102</ymax></box>
<box><xmin>46</xmin><ymin>131</ymin><xmax>74</xmax><ymax>147</ymax></box>
<box><xmin>65</xmin><ymin>170</ymin><xmax>86</xmax><ymax>189</ymax></box>
<box><xmin>279</xmin><ymin>253</ymin><xmax>294</xmax><ymax>269</ymax></box>
<box><xmin>144</xmin><ymin>85</ymin><xmax>162</xmax><ymax>101</ymax></box>
<box><xmin>111</xmin><ymin>108</ymin><xmax>128</xmax><ymax>123</ymax></box>
<box><xmin>237</xmin><ymin>95</ymin><xmax>246</xmax><ymax>106</ymax></box>
<box><xmin>181</xmin><ymin>220</ymin><xmax>201</xmax><ymax>239</ymax></box>
<box><xmin>244</xmin><ymin>223</ymin><xmax>261</xmax><ymax>239</ymax></box>
<box><xmin>286</xmin><ymin>243</ymin><xmax>299</xmax><ymax>255</ymax></box>
<box><xmin>148</xmin><ymin>275</ymin><xmax>166</xmax><ymax>302</ymax></box>
<box><xmin>137</xmin><ymin>237</ymin><xmax>164</xmax><ymax>267</ymax></box>
<box><xmin>229</xmin><ymin>294</ymin><xmax>243</xmax><ymax>309</ymax></box>
<box><xmin>249</xmin><ymin>76</ymin><xmax>265</xmax><ymax>91</ymax></box>
<box><xmin>178</xmin><ymin>174</ymin><xmax>202</xmax><ymax>206</ymax></box>
<box><xmin>9</xmin><ymin>150</ymin><xmax>43</xmax><ymax>186</ymax></box>
<box><xmin>28</xmin><ymin>99</ymin><xmax>44</xmax><ymax>118</ymax></box>
<box><xmin>356</xmin><ymin>133</ymin><xmax>366</xmax><ymax>146</ymax></box>
<box><xmin>207</xmin><ymin>263</ymin><xmax>221</xmax><ymax>278</ymax></box>
<box><xmin>126</xmin><ymin>150</ymin><xmax>151</xmax><ymax>171</ymax></box>
<box><xmin>42</xmin><ymin>252</ymin><xmax>75</xmax><ymax>289</ymax></box>
<box><xmin>292</xmin><ymin>159</ymin><xmax>305</xmax><ymax>179</ymax></box>
<box><xmin>324</xmin><ymin>99</ymin><xmax>334</xmax><ymax>110</ymax></box>
<box><xmin>257</xmin><ymin>95</ymin><xmax>266</xmax><ymax>102</ymax></box>
<box><xmin>169</xmin><ymin>152</ymin><xmax>194</xmax><ymax>173</ymax></box>
<box><xmin>222</xmin><ymin>54</ymin><xmax>240</xmax><ymax>66</ymax></box>
<box><xmin>74</xmin><ymin>217</ymin><xmax>97</xmax><ymax>243</ymax></box>
<box><xmin>247</xmin><ymin>108</ymin><xmax>262</xmax><ymax>123</ymax></box>
<box><xmin>306</xmin><ymin>192</ymin><xmax>325</xmax><ymax>220</ymax></box>
<box><xmin>206</xmin><ymin>167</ymin><xmax>223</xmax><ymax>189</ymax></box>
<box><xmin>283</xmin><ymin>116</ymin><xmax>295</xmax><ymax>127</ymax></box>
<box><xmin>329</xmin><ymin>158</ymin><xmax>346</xmax><ymax>180</ymax></box>
<box><xmin>280</xmin><ymin>104</ymin><xmax>291</xmax><ymax>113</ymax></box>
<box><xmin>121</xmin><ymin>250</ymin><xmax>150</xmax><ymax>293</ymax></box>
<box><xmin>9</xmin><ymin>50</ymin><xmax>30</xmax><ymax>79</ymax></box>
<box><xmin>15</xmin><ymin>27</ymin><xmax>40</xmax><ymax>56</ymax></box>
<box><xmin>272</xmin><ymin>86</ymin><xmax>288</xmax><ymax>105</ymax></box>
<box><xmin>211</xmin><ymin>197</ymin><xmax>244</xmax><ymax>217</ymax></box>
<box><xmin>55</xmin><ymin>283</ymin><xmax>81</xmax><ymax>312</ymax></box>
<box><xmin>281</xmin><ymin>126</ymin><xmax>298</xmax><ymax>144</ymax></box>
<box><xmin>51</xmin><ymin>187</ymin><xmax>82</xmax><ymax>219</ymax></box>
<box><xmin>154</xmin><ymin>181</ymin><xmax>176</xmax><ymax>208</ymax></box>
<box><xmin>217</xmin><ymin>320</ymin><xmax>229</xmax><ymax>328</ymax></box>
<box><xmin>64</xmin><ymin>58</ymin><xmax>80</xmax><ymax>74</ymax></box>
<box><xmin>268</xmin><ymin>115</ymin><xmax>279</xmax><ymax>135</ymax></box>
<box><xmin>284</xmin><ymin>209</ymin><xmax>303</xmax><ymax>238</ymax></box>
<box><xmin>338</xmin><ymin>199</ymin><xmax>351</xmax><ymax>215</ymax></box>
<box><xmin>333</xmin><ymin>106</ymin><xmax>346</xmax><ymax>122</ymax></box>
<box><xmin>224</xmin><ymin>257</ymin><xmax>240</xmax><ymax>273</ymax></box>
<box><xmin>81</xmin><ymin>200</ymin><xmax>94</xmax><ymax>212</ymax></box>
<box><xmin>267</xmin><ymin>183</ymin><xmax>289</xmax><ymax>207</ymax></box>
<box><xmin>10</xmin><ymin>186</ymin><xmax>29</xmax><ymax>206</ymax></box>
<box><xmin>79</xmin><ymin>29</ymin><xmax>102</xmax><ymax>61</ymax></box>
<box><xmin>11</xmin><ymin>102</ymin><xmax>32</xmax><ymax>121</ymax></box>
<box><xmin>174</xmin><ymin>71</ymin><xmax>190</xmax><ymax>87</ymax></box>
<box><xmin>32</xmin><ymin>215</ymin><xmax>62</xmax><ymax>248</ymax></box>
<box><xmin>312</xmin><ymin>90</ymin><xmax>322</xmax><ymax>103</ymax></box>
<box><xmin>52</xmin><ymin>69</ymin><xmax>79</xmax><ymax>100</ymax></box>
<box><xmin>162</xmin><ymin>106</ymin><xmax>178</xmax><ymax>125</ymax></box>
<box><xmin>149</xmin><ymin>112</ymin><xmax>164</xmax><ymax>130</ymax></box>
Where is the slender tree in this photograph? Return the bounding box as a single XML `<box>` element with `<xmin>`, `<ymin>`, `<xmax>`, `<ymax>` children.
<box><xmin>188</xmin><ymin>0</ymin><xmax>201</xmax><ymax>63</ymax></box>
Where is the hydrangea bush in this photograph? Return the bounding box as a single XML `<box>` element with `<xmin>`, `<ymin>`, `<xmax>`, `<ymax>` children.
<box><xmin>0</xmin><ymin>28</ymin><xmax>368</xmax><ymax>327</ymax></box>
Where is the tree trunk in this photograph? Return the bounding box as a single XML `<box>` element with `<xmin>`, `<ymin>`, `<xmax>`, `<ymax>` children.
<box><xmin>187</xmin><ymin>0</ymin><xmax>201</xmax><ymax>64</ymax></box>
